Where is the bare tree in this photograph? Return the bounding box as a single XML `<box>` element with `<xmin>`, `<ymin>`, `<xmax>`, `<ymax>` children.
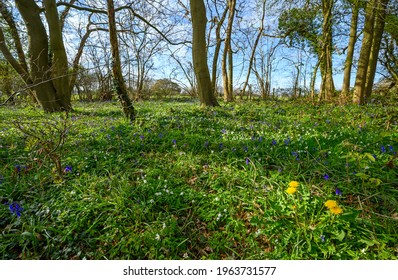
<box><xmin>189</xmin><ymin>0</ymin><xmax>219</xmax><ymax>106</ymax></box>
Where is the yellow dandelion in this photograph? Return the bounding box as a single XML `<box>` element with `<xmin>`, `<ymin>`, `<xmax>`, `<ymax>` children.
<box><xmin>324</xmin><ymin>200</ymin><xmax>338</xmax><ymax>209</ymax></box>
<box><xmin>286</xmin><ymin>187</ymin><xmax>297</xmax><ymax>194</ymax></box>
<box><xmin>288</xmin><ymin>181</ymin><xmax>299</xmax><ymax>188</ymax></box>
<box><xmin>329</xmin><ymin>206</ymin><xmax>343</xmax><ymax>215</ymax></box>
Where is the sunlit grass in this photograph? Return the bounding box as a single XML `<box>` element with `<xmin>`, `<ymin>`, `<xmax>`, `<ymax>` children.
<box><xmin>1</xmin><ymin>99</ymin><xmax>397</xmax><ymax>259</ymax></box>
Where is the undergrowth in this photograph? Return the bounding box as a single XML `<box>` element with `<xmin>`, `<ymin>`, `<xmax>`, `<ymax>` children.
<box><xmin>1</xmin><ymin>99</ymin><xmax>397</xmax><ymax>259</ymax></box>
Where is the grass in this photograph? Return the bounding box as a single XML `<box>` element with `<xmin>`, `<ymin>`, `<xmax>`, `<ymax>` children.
<box><xmin>1</xmin><ymin>98</ymin><xmax>397</xmax><ymax>259</ymax></box>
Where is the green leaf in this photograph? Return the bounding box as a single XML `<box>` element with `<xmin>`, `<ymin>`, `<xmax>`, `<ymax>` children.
<box><xmin>364</xmin><ymin>153</ymin><xmax>376</xmax><ymax>162</ymax></box>
<box><xmin>359</xmin><ymin>239</ymin><xmax>379</xmax><ymax>247</ymax></box>
<box><xmin>334</xmin><ymin>230</ymin><xmax>345</xmax><ymax>241</ymax></box>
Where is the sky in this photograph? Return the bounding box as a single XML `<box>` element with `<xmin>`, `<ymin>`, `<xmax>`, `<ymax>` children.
<box><xmin>59</xmin><ymin>0</ymin><xmax>383</xmax><ymax>95</ymax></box>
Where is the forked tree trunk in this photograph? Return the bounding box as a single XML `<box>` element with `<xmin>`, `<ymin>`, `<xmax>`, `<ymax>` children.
<box><xmin>353</xmin><ymin>0</ymin><xmax>377</xmax><ymax>104</ymax></box>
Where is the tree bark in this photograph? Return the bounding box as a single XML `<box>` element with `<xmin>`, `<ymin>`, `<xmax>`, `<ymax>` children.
<box><xmin>190</xmin><ymin>0</ymin><xmax>219</xmax><ymax>106</ymax></box>
<box><xmin>15</xmin><ymin>0</ymin><xmax>70</xmax><ymax>112</ymax></box>
<box><xmin>341</xmin><ymin>0</ymin><xmax>359</xmax><ymax>103</ymax></box>
<box><xmin>211</xmin><ymin>7</ymin><xmax>228</xmax><ymax>97</ymax></box>
<box><xmin>364</xmin><ymin>0</ymin><xmax>390</xmax><ymax>100</ymax></box>
<box><xmin>106</xmin><ymin>0</ymin><xmax>136</xmax><ymax>121</ymax></box>
<box><xmin>353</xmin><ymin>0</ymin><xmax>377</xmax><ymax>104</ymax></box>
<box><xmin>319</xmin><ymin>0</ymin><xmax>335</xmax><ymax>101</ymax></box>
<box><xmin>43</xmin><ymin>0</ymin><xmax>71</xmax><ymax>111</ymax></box>
<box><xmin>222</xmin><ymin>0</ymin><xmax>236</xmax><ymax>102</ymax></box>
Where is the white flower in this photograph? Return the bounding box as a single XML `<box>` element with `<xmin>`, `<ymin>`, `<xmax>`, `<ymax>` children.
<box><xmin>155</xmin><ymin>234</ymin><xmax>160</xmax><ymax>241</ymax></box>
<box><xmin>155</xmin><ymin>192</ymin><xmax>162</xmax><ymax>196</ymax></box>
<box><xmin>216</xmin><ymin>213</ymin><xmax>222</xmax><ymax>221</ymax></box>
<box><xmin>162</xmin><ymin>223</ymin><xmax>166</xmax><ymax>229</ymax></box>
<box><xmin>149</xmin><ymin>199</ymin><xmax>154</xmax><ymax>204</ymax></box>
<box><xmin>180</xmin><ymin>192</ymin><xmax>184</xmax><ymax>196</ymax></box>
<box><xmin>215</xmin><ymin>197</ymin><xmax>219</xmax><ymax>201</ymax></box>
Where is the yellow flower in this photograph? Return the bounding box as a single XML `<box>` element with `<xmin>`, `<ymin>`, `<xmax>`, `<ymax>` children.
<box><xmin>329</xmin><ymin>206</ymin><xmax>343</xmax><ymax>215</ymax></box>
<box><xmin>288</xmin><ymin>181</ymin><xmax>299</xmax><ymax>188</ymax></box>
<box><xmin>286</xmin><ymin>187</ymin><xmax>297</xmax><ymax>194</ymax></box>
<box><xmin>324</xmin><ymin>200</ymin><xmax>338</xmax><ymax>209</ymax></box>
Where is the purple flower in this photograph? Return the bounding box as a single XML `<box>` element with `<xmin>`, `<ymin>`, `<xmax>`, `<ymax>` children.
<box><xmin>6</xmin><ymin>202</ymin><xmax>23</xmax><ymax>217</ymax></box>
<box><xmin>271</xmin><ymin>139</ymin><xmax>277</xmax><ymax>145</ymax></box>
<box><xmin>388</xmin><ymin>145</ymin><xmax>394</xmax><ymax>152</ymax></box>
<box><xmin>291</xmin><ymin>151</ymin><xmax>299</xmax><ymax>161</ymax></box>
<box><xmin>64</xmin><ymin>166</ymin><xmax>72</xmax><ymax>173</ymax></box>
<box><xmin>172</xmin><ymin>139</ymin><xmax>177</xmax><ymax>145</ymax></box>
<box><xmin>335</xmin><ymin>188</ymin><xmax>342</xmax><ymax>196</ymax></box>
<box><xmin>245</xmin><ymin>158</ymin><xmax>250</xmax><ymax>165</ymax></box>
<box><xmin>15</xmin><ymin>165</ymin><xmax>21</xmax><ymax>173</ymax></box>
<box><xmin>243</xmin><ymin>146</ymin><xmax>248</xmax><ymax>153</ymax></box>
<box><xmin>284</xmin><ymin>137</ymin><xmax>290</xmax><ymax>145</ymax></box>
<box><xmin>323</xmin><ymin>174</ymin><xmax>330</xmax><ymax>180</ymax></box>
<box><xmin>320</xmin><ymin>235</ymin><xmax>325</xmax><ymax>242</ymax></box>
<box><xmin>204</xmin><ymin>141</ymin><xmax>209</xmax><ymax>148</ymax></box>
<box><xmin>221</xmin><ymin>129</ymin><xmax>226</xmax><ymax>134</ymax></box>
<box><xmin>139</xmin><ymin>135</ymin><xmax>145</xmax><ymax>140</ymax></box>
<box><xmin>381</xmin><ymin>146</ymin><xmax>386</xmax><ymax>153</ymax></box>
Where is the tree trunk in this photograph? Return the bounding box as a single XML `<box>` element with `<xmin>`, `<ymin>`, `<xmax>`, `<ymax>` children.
<box><xmin>341</xmin><ymin>0</ymin><xmax>359</xmax><ymax>103</ymax></box>
<box><xmin>15</xmin><ymin>0</ymin><xmax>70</xmax><ymax>112</ymax></box>
<box><xmin>241</xmin><ymin>0</ymin><xmax>266</xmax><ymax>96</ymax></box>
<box><xmin>43</xmin><ymin>0</ymin><xmax>71</xmax><ymax>111</ymax></box>
<box><xmin>364</xmin><ymin>0</ymin><xmax>390</xmax><ymax>100</ymax></box>
<box><xmin>353</xmin><ymin>0</ymin><xmax>377</xmax><ymax>104</ymax></box>
<box><xmin>319</xmin><ymin>0</ymin><xmax>335</xmax><ymax>101</ymax></box>
<box><xmin>222</xmin><ymin>0</ymin><xmax>236</xmax><ymax>102</ymax></box>
<box><xmin>211</xmin><ymin>7</ymin><xmax>228</xmax><ymax>97</ymax></box>
<box><xmin>106</xmin><ymin>0</ymin><xmax>136</xmax><ymax>121</ymax></box>
<box><xmin>190</xmin><ymin>0</ymin><xmax>219</xmax><ymax>107</ymax></box>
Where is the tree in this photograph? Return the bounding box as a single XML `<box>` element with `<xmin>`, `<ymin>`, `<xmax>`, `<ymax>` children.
<box><xmin>106</xmin><ymin>0</ymin><xmax>136</xmax><ymax>121</ymax></box>
<box><xmin>221</xmin><ymin>0</ymin><xmax>236</xmax><ymax>102</ymax></box>
<box><xmin>189</xmin><ymin>0</ymin><xmax>219</xmax><ymax>106</ymax></box>
<box><xmin>341</xmin><ymin>0</ymin><xmax>360</xmax><ymax>102</ymax></box>
<box><xmin>278</xmin><ymin>1</ymin><xmax>335</xmax><ymax>101</ymax></box>
<box><xmin>380</xmin><ymin>13</ymin><xmax>398</xmax><ymax>83</ymax></box>
<box><xmin>353</xmin><ymin>0</ymin><xmax>390</xmax><ymax>104</ymax></box>
<box><xmin>0</xmin><ymin>0</ymin><xmax>72</xmax><ymax>112</ymax></box>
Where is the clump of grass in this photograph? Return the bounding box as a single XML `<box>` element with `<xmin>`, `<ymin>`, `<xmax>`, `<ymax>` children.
<box><xmin>0</xmin><ymin>100</ymin><xmax>397</xmax><ymax>259</ymax></box>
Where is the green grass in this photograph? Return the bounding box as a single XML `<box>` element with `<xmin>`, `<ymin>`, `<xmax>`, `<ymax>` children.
<box><xmin>1</xmin><ymin>98</ymin><xmax>397</xmax><ymax>259</ymax></box>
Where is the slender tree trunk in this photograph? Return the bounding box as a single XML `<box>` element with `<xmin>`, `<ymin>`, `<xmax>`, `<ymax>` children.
<box><xmin>319</xmin><ymin>0</ymin><xmax>335</xmax><ymax>101</ymax></box>
<box><xmin>242</xmin><ymin>1</ymin><xmax>266</xmax><ymax>96</ymax></box>
<box><xmin>190</xmin><ymin>0</ymin><xmax>219</xmax><ymax>107</ymax></box>
<box><xmin>222</xmin><ymin>0</ymin><xmax>236</xmax><ymax>102</ymax></box>
<box><xmin>310</xmin><ymin>60</ymin><xmax>320</xmax><ymax>102</ymax></box>
<box><xmin>341</xmin><ymin>0</ymin><xmax>359</xmax><ymax>103</ymax></box>
<box><xmin>106</xmin><ymin>0</ymin><xmax>136</xmax><ymax>121</ymax></box>
<box><xmin>211</xmin><ymin>7</ymin><xmax>228</xmax><ymax>96</ymax></box>
<box><xmin>353</xmin><ymin>0</ymin><xmax>377</xmax><ymax>104</ymax></box>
